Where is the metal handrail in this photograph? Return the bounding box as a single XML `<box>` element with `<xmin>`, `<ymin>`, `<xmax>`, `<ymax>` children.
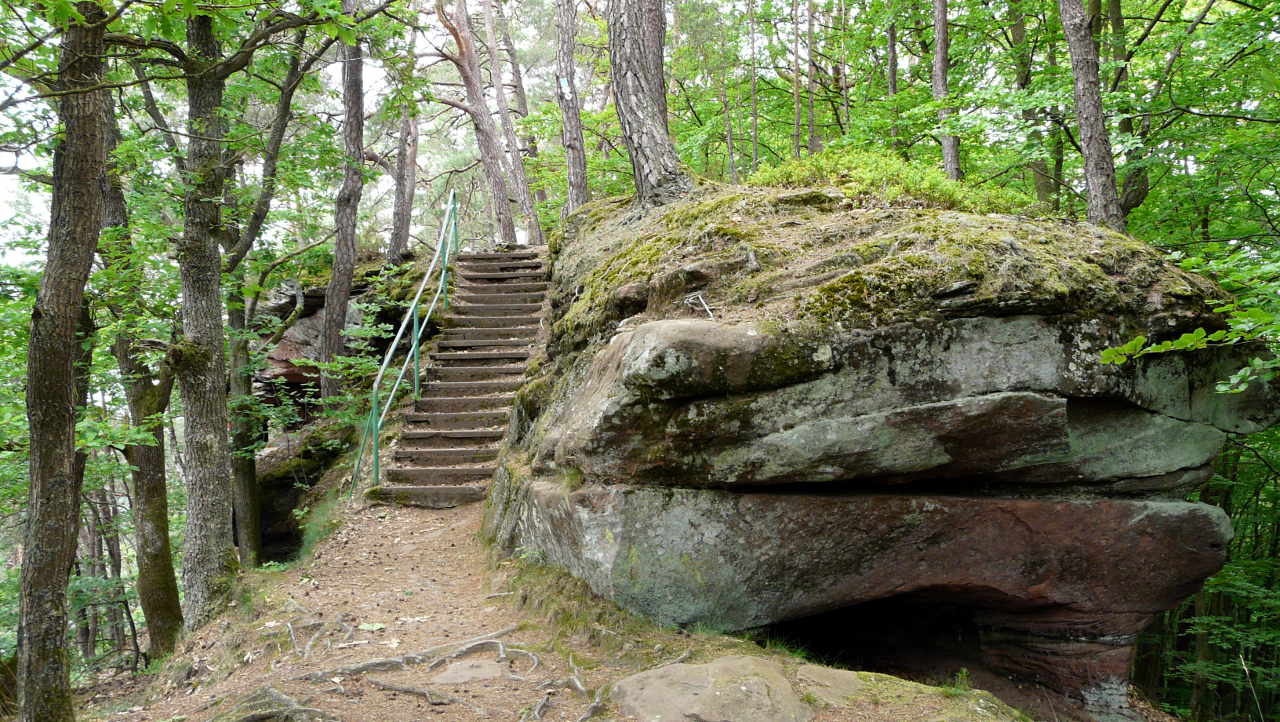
<box><xmin>349</xmin><ymin>190</ymin><xmax>461</xmax><ymax>491</ymax></box>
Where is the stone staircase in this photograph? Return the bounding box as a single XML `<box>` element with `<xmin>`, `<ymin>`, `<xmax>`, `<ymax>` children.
<box><xmin>375</xmin><ymin>249</ymin><xmax>545</xmax><ymax>509</ymax></box>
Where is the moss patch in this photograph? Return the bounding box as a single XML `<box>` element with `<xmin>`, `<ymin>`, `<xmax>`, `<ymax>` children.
<box><xmin>748</xmin><ymin>148</ymin><xmax>1037</xmax><ymax>214</ymax></box>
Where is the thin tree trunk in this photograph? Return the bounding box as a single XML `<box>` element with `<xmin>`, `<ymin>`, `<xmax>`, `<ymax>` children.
<box><xmin>177</xmin><ymin>14</ymin><xmax>237</xmax><ymax>631</ymax></box>
<box><xmin>555</xmin><ymin>0</ymin><xmax>591</xmax><ymax>214</ymax></box>
<box><xmin>1058</xmin><ymin>0</ymin><xmax>1125</xmax><ymax>231</ymax></box>
<box><xmin>484</xmin><ymin>0</ymin><xmax>543</xmax><ymax>245</ymax></box>
<box><xmin>806</xmin><ymin>0</ymin><xmax>820</xmax><ymax>154</ymax></box>
<box><xmin>321</xmin><ymin>1</ymin><xmax>364</xmax><ymax>399</ymax></box>
<box><xmin>1011</xmin><ymin>0</ymin><xmax>1055</xmax><ymax>204</ymax></box>
<box><xmin>98</xmin><ymin>95</ymin><xmax>185</xmax><ymax>658</ymax></box>
<box><xmin>495</xmin><ymin>0</ymin><xmax>546</xmax><ymax>204</ymax></box>
<box><xmin>608</xmin><ymin>0</ymin><xmax>692</xmax><ymax>207</ymax></box>
<box><xmin>18</xmin><ymin>5</ymin><xmax>106</xmax><ymax>719</ymax></box>
<box><xmin>932</xmin><ymin>0</ymin><xmax>962</xmax><ymax>179</ymax></box>
<box><xmin>887</xmin><ymin>20</ymin><xmax>899</xmax><ymax>149</ymax></box>
<box><xmin>721</xmin><ymin>72</ymin><xmax>738</xmax><ymax>182</ymax></box>
<box><xmin>387</xmin><ymin>104</ymin><xmax>419</xmax><ymax>263</ymax></box>
<box><xmin>437</xmin><ymin>0</ymin><xmax>518</xmax><ymax>246</ymax></box>
<box><xmin>749</xmin><ymin>0</ymin><xmax>760</xmax><ymax>171</ymax></box>
<box><xmin>791</xmin><ymin>0</ymin><xmax>802</xmax><ymax>158</ymax></box>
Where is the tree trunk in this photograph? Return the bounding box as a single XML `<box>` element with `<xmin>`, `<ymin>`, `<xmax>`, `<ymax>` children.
<box><xmin>1011</xmin><ymin>0</ymin><xmax>1056</xmax><ymax>205</ymax></box>
<box><xmin>321</xmin><ymin>1</ymin><xmax>364</xmax><ymax>399</ymax></box>
<box><xmin>805</xmin><ymin>0</ymin><xmax>821</xmax><ymax>154</ymax></box>
<box><xmin>18</xmin><ymin>5</ymin><xmax>106</xmax><ymax>719</ymax></box>
<box><xmin>721</xmin><ymin>71</ymin><xmax>738</xmax><ymax>182</ymax></box>
<box><xmin>887</xmin><ymin>21</ymin><xmax>899</xmax><ymax>149</ymax></box>
<box><xmin>608</xmin><ymin>0</ymin><xmax>692</xmax><ymax>207</ymax></box>
<box><xmin>225</xmin><ymin>287</ymin><xmax>262</xmax><ymax>567</ymax></box>
<box><xmin>749</xmin><ymin>0</ymin><xmax>760</xmax><ymax>171</ymax></box>
<box><xmin>791</xmin><ymin>0</ymin><xmax>802</xmax><ymax>158</ymax></box>
<box><xmin>1058</xmin><ymin>0</ymin><xmax>1126</xmax><ymax>231</ymax></box>
<box><xmin>177</xmin><ymin>14</ymin><xmax>237</xmax><ymax>631</ymax></box>
<box><xmin>100</xmin><ymin>117</ymin><xmax>185</xmax><ymax>653</ymax></box>
<box><xmin>932</xmin><ymin>0</ymin><xmax>962</xmax><ymax>179</ymax></box>
<box><xmin>555</xmin><ymin>0</ymin><xmax>591</xmax><ymax>214</ymax></box>
<box><xmin>387</xmin><ymin>104</ymin><xmax>419</xmax><ymax>263</ymax></box>
<box><xmin>437</xmin><ymin>0</ymin><xmax>519</xmax><ymax>246</ymax></box>
<box><xmin>495</xmin><ymin>0</ymin><xmax>546</xmax><ymax>204</ymax></box>
<box><xmin>484</xmin><ymin>0</ymin><xmax>543</xmax><ymax>245</ymax></box>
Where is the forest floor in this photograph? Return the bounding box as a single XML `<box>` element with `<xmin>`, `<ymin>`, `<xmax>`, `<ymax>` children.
<box><xmin>75</xmin><ymin>498</ymin><xmax>1056</xmax><ymax>722</ymax></box>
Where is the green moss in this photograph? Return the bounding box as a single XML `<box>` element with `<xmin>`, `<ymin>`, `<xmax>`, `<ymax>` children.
<box><xmin>796</xmin><ymin>211</ymin><xmax>1205</xmax><ymax>328</ymax></box>
<box><xmin>748</xmin><ymin>148</ymin><xmax>1037</xmax><ymax>215</ymax></box>
<box><xmin>552</xmin><ymin>232</ymin><xmax>683</xmax><ymax>349</ymax></box>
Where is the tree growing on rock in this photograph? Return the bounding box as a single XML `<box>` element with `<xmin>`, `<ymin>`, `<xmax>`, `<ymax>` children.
<box><xmin>608</xmin><ymin>0</ymin><xmax>692</xmax><ymax>207</ymax></box>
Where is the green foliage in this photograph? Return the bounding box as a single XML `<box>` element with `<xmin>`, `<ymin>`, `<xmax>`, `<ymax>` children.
<box><xmin>941</xmin><ymin>668</ymin><xmax>972</xmax><ymax>698</ymax></box>
<box><xmin>747</xmin><ymin>148</ymin><xmax>1037</xmax><ymax>215</ymax></box>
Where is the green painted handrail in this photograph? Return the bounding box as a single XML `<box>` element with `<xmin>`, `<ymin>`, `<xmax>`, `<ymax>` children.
<box><xmin>349</xmin><ymin>190</ymin><xmax>461</xmax><ymax>492</ymax></box>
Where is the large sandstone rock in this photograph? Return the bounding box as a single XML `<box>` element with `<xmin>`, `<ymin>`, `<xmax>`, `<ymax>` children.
<box><xmin>539</xmin><ymin>316</ymin><xmax>1270</xmax><ymax>492</ymax></box>
<box><xmin>489</xmin><ymin>190</ymin><xmax>1280</xmax><ymax>715</ymax></box>
<box><xmin>503</xmin><ymin>481</ymin><xmax>1228</xmax><ymax>699</ymax></box>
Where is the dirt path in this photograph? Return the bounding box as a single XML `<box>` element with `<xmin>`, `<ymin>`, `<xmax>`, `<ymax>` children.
<box><xmin>90</xmin><ymin>501</ymin><xmax>609</xmax><ymax>722</ymax></box>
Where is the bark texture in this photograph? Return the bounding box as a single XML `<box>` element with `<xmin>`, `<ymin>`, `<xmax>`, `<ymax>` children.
<box><xmin>18</xmin><ymin>6</ymin><xmax>106</xmax><ymax>719</ymax></box>
<box><xmin>1058</xmin><ymin>0</ymin><xmax>1126</xmax><ymax>231</ymax></box>
<box><xmin>608</xmin><ymin>0</ymin><xmax>692</xmax><ymax>207</ymax></box>
<box><xmin>932</xmin><ymin>0</ymin><xmax>962</xmax><ymax>179</ymax></box>
<box><xmin>387</xmin><ymin>104</ymin><xmax>418</xmax><ymax>263</ymax></box>
<box><xmin>320</xmin><ymin>4</ymin><xmax>364</xmax><ymax>399</ymax></box>
<box><xmin>555</xmin><ymin>0</ymin><xmax>591</xmax><ymax>213</ymax></box>
<box><xmin>177</xmin><ymin>15</ymin><xmax>237</xmax><ymax>631</ymax></box>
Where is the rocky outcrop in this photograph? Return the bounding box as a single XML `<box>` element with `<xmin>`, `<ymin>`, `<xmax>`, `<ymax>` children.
<box><xmin>610</xmin><ymin>655</ymin><xmax>1025</xmax><ymax>722</ymax></box>
<box><xmin>485</xmin><ymin>186</ymin><xmax>1278</xmax><ymax>718</ymax></box>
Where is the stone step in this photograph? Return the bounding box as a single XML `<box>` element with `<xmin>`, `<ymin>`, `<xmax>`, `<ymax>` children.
<box><xmin>455</xmin><ymin>292</ymin><xmax>545</xmax><ymax>305</ymax></box>
<box><xmin>437</xmin><ymin>338</ymin><xmax>533</xmax><ymax>349</ymax></box>
<box><xmin>414</xmin><ymin>395</ymin><xmax>514</xmax><ymax>413</ymax></box>
<box><xmin>441</xmin><ymin>326</ymin><xmax>538</xmax><ymax>340</ymax></box>
<box><xmin>393</xmin><ymin>447</ymin><xmax>499</xmax><ymax>464</ymax></box>
<box><xmin>443</xmin><ymin>314</ymin><xmax>542</xmax><ymax>328</ymax></box>
<box><xmin>384</xmin><ymin>466</ymin><xmax>496</xmax><ymax>484</ymax></box>
<box><xmin>405</xmin><ymin>409</ymin><xmax>511</xmax><ymax>426</ymax></box>
<box><xmin>456</xmin><ymin>251</ymin><xmax>540</xmax><ymax>262</ymax></box>
<box><xmin>451</xmin><ymin>303</ymin><xmax>542</xmax><ymax>315</ymax></box>
<box><xmin>458</xmin><ymin>270</ymin><xmax>546</xmax><ymax>281</ymax></box>
<box><xmin>457</xmin><ymin>282</ymin><xmax>548</xmax><ymax>294</ymax></box>
<box><xmin>399</xmin><ymin>429</ymin><xmax>505</xmax><ymax>449</ymax></box>
<box><xmin>427</xmin><ymin>379</ymin><xmax>524</xmax><ymax>394</ymax></box>
<box><xmin>431</xmin><ymin>350</ymin><xmax>531</xmax><ymax>363</ymax></box>
<box><xmin>366</xmin><ymin>484</ymin><xmax>486</xmax><ymax>508</ymax></box>
<box><xmin>458</xmin><ymin>259</ymin><xmax>544</xmax><ymax>272</ymax></box>
<box><xmin>430</xmin><ymin>364</ymin><xmax>526</xmax><ymax>381</ymax></box>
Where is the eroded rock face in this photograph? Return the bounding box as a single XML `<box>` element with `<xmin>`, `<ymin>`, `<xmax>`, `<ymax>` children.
<box><xmin>487</xmin><ymin>193</ymin><xmax>1279</xmax><ymax>715</ymax></box>
<box><xmin>540</xmin><ymin>316</ymin><xmax>1271</xmax><ymax>492</ymax></box>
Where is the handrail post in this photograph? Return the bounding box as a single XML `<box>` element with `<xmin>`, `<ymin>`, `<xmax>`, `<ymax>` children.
<box><xmin>412</xmin><ymin>311</ymin><xmax>421</xmax><ymax>400</ymax></box>
<box><xmin>370</xmin><ymin>386</ymin><xmax>381</xmax><ymax>486</ymax></box>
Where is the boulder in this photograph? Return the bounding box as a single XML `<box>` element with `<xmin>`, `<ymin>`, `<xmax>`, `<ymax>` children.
<box><xmin>490</xmin><ymin>189</ymin><xmax>1280</xmax><ymax>716</ymax></box>
<box><xmin>611</xmin><ymin>655</ymin><xmax>813</xmax><ymax>722</ymax></box>
<box><xmin>506</xmin><ymin>481</ymin><xmax>1228</xmax><ymax>700</ymax></box>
